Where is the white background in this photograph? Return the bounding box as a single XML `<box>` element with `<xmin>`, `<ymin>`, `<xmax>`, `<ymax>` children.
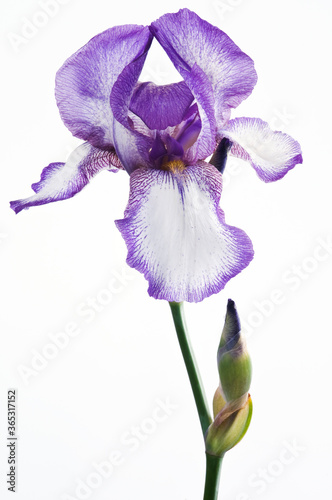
<box><xmin>1</xmin><ymin>0</ymin><xmax>331</xmax><ymax>499</ymax></box>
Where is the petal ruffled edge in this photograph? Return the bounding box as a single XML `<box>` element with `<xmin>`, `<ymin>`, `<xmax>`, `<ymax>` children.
<box><xmin>10</xmin><ymin>143</ymin><xmax>122</xmax><ymax>214</ymax></box>
<box><xmin>150</xmin><ymin>9</ymin><xmax>257</xmax><ymax>130</ymax></box>
<box><xmin>115</xmin><ymin>162</ymin><xmax>253</xmax><ymax>302</ymax></box>
<box><xmin>55</xmin><ymin>25</ymin><xmax>153</xmax><ymax>150</ymax></box>
<box><xmin>221</xmin><ymin>117</ymin><xmax>303</xmax><ymax>182</ymax></box>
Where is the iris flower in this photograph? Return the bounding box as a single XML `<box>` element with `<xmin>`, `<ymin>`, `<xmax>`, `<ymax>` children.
<box><xmin>10</xmin><ymin>9</ymin><xmax>302</xmax><ymax>302</ymax></box>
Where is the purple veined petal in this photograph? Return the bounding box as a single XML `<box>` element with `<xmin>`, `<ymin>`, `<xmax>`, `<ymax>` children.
<box><xmin>10</xmin><ymin>143</ymin><xmax>122</xmax><ymax>214</ymax></box>
<box><xmin>146</xmin><ymin>63</ymin><xmax>217</xmax><ymax>163</ymax></box>
<box><xmin>158</xmin><ymin>103</ymin><xmax>200</xmax><ymax>149</ymax></box>
<box><xmin>165</xmin><ymin>135</ymin><xmax>184</xmax><ymax>158</ymax></box>
<box><xmin>181</xmin><ymin>64</ymin><xmax>217</xmax><ymax>162</ymax></box>
<box><xmin>128</xmin><ymin>112</ymin><xmax>154</xmax><ymax>138</ymax></box>
<box><xmin>176</xmin><ymin>110</ymin><xmax>202</xmax><ymax>151</ymax></box>
<box><xmin>149</xmin><ymin>133</ymin><xmax>184</xmax><ymax>165</ymax></box>
<box><xmin>129</xmin><ymin>81</ymin><xmax>194</xmax><ymax>130</ymax></box>
<box><xmin>150</xmin><ymin>9</ymin><xmax>257</xmax><ymax>130</ymax></box>
<box><xmin>112</xmin><ymin>119</ymin><xmax>153</xmax><ymax>174</ymax></box>
<box><xmin>115</xmin><ymin>162</ymin><xmax>253</xmax><ymax>303</ymax></box>
<box><xmin>221</xmin><ymin>117</ymin><xmax>303</xmax><ymax>182</ymax></box>
<box><xmin>149</xmin><ymin>133</ymin><xmax>167</xmax><ymax>162</ymax></box>
<box><xmin>110</xmin><ymin>48</ymin><xmax>155</xmax><ymax>173</ymax></box>
<box><xmin>182</xmin><ymin>102</ymin><xmax>199</xmax><ymax>122</ymax></box>
<box><xmin>55</xmin><ymin>25</ymin><xmax>153</xmax><ymax>150</ymax></box>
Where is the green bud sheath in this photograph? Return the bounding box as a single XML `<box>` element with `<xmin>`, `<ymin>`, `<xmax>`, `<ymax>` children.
<box><xmin>205</xmin><ymin>395</ymin><xmax>253</xmax><ymax>457</ymax></box>
<box><xmin>217</xmin><ymin>299</ymin><xmax>252</xmax><ymax>402</ymax></box>
<box><xmin>205</xmin><ymin>299</ymin><xmax>253</xmax><ymax>458</ymax></box>
<box><xmin>212</xmin><ymin>386</ymin><xmax>227</xmax><ymax>418</ymax></box>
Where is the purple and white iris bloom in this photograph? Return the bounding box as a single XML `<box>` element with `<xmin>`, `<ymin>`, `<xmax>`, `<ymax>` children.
<box><xmin>10</xmin><ymin>9</ymin><xmax>302</xmax><ymax>303</ymax></box>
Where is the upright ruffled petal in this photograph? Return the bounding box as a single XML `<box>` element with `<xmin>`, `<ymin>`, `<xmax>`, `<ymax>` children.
<box><xmin>221</xmin><ymin>117</ymin><xmax>303</xmax><ymax>182</ymax></box>
<box><xmin>150</xmin><ymin>9</ymin><xmax>257</xmax><ymax>132</ymax></box>
<box><xmin>115</xmin><ymin>163</ymin><xmax>253</xmax><ymax>302</ymax></box>
<box><xmin>110</xmin><ymin>51</ymin><xmax>155</xmax><ymax>173</ymax></box>
<box><xmin>129</xmin><ymin>81</ymin><xmax>194</xmax><ymax>130</ymax></box>
<box><xmin>10</xmin><ymin>143</ymin><xmax>122</xmax><ymax>214</ymax></box>
<box><xmin>181</xmin><ymin>64</ymin><xmax>217</xmax><ymax>162</ymax></box>
<box><xmin>55</xmin><ymin>25</ymin><xmax>153</xmax><ymax>150</ymax></box>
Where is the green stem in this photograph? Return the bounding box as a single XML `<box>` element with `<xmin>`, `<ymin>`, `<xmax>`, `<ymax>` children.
<box><xmin>169</xmin><ymin>301</ymin><xmax>212</xmax><ymax>436</ymax></box>
<box><xmin>203</xmin><ymin>453</ymin><xmax>223</xmax><ymax>500</ymax></box>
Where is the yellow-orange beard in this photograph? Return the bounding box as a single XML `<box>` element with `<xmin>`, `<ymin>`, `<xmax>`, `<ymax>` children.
<box><xmin>161</xmin><ymin>158</ymin><xmax>186</xmax><ymax>174</ymax></box>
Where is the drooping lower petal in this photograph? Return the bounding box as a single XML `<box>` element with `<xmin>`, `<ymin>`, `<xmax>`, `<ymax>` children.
<box><xmin>10</xmin><ymin>143</ymin><xmax>122</xmax><ymax>214</ymax></box>
<box><xmin>221</xmin><ymin>117</ymin><xmax>303</xmax><ymax>182</ymax></box>
<box><xmin>55</xmin><ymin>25</ymin><xmax>153</xmax><ymax>150</ymax></box>
<box><xmin>115</xmin><ymin>163</ymin><xmax>253</xmax><ymax>302</ymax></box>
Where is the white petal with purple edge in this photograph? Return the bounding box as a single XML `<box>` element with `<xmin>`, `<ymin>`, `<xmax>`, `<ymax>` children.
<box><xmin>116</xmin><ymin>163</ymin><xmax>253</xmax><ymax>302</ymax></box>
<box><xmin>222</xmin><ymin>117</ymin><xmax>303</xmax><ymax>182</ymax></box>
<box><xmin>10</xmin><ymin>143</ymin><xmax>122</xmax><ymax>214</ymax></box>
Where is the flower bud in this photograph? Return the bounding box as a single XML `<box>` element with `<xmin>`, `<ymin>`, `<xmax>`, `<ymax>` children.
<box><xmin>205</xmin><ymin>299</ymin><xmax>253</xmax><ymax>457</ymax></box>
<box><xmin>212</xmin><ymin>385</ymin><xmax>227</xmax><ymax>418</ymax></box>
<box><xmin>205</xmin><ymin>393</ymin><xmax>252</xmax><ymax>457</ymax></box>
<box><xmin>217</xmin><ymin>299</ymin><xmax>252</xmax><ymax>403</ymax></box>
